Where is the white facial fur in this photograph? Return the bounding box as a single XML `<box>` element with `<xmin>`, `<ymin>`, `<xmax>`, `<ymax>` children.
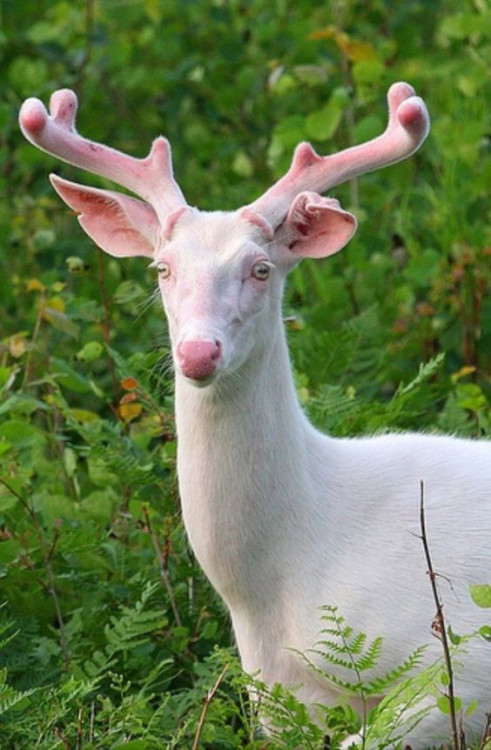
<box><xmin>155</xmin><ymin>210</ymin><xmax>286</xmax><ymax>385</ymax></box>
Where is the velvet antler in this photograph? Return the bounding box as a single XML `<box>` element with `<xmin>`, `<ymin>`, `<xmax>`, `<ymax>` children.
<box><xmin>19</xmin><ymin>89</ymin><xmax>186</xmax><ymax>219</ymax></box>
<box><xmin>248</xmin><ymin>82</ymin><xmax>430</xmax><ymax>228</ymax></box>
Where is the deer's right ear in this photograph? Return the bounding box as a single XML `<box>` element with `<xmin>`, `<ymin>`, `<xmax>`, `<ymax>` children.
<box><xmin>50</xmin><ymin>175</ymin><xmax>159</xmax><ymax>258</ymax></box>
<box><xmin>282</xmin><ymin>191</ymin><xmax>357</xmax><ymax>260</ymax></box>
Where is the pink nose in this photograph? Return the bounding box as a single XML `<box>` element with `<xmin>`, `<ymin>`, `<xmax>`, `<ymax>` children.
<box><xmin>176</xmin><ymin>340</ymin><xmax>222</xmax><ymax>380</ymax></box>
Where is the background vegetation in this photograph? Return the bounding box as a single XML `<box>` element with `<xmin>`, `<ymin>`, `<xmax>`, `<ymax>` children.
<box><xmin>0</xmin><ymin>0</ymin><xmax>489</xmax><ymax>747</ymax></box>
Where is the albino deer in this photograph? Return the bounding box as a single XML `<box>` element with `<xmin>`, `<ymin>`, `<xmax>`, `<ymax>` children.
<box><xmin>20</xmin><ymin>83</ymin><xmax>490</xmax><ymax>746</ymax></box>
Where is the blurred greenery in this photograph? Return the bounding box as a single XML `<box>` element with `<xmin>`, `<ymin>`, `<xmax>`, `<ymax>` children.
<box><xmin>0</xmin><ymin>0</ymin><xmax>490</xmax><ymax>746</ymax></box>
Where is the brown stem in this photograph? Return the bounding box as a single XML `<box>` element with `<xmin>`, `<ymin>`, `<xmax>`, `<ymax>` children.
<box><xmin>95</xmin><ymin>248</ymin><xmax>119</xmax><ymax>399</ymax></box>
<box><xmin>331</xmin><ymin>2</ymin><xmax>358</xmax><ymax>209</ymax></box>
<box><xmin>419</xmin><ymin>481</ymin><xmax>460</xmax><ymax>750</ymax></box>
<box><xmin>191</xmin><ymin>663</ymin><xmax>229</xmax><ymax>750</ymax></box>
<box><xmin>21</xmin><ymin>292</ymin><xmax>45</xmax><ymax>390</ymax></box>
<box><xmin>76</xmin><ymin>705</ymin><xmax>83</xmax><ymax>750</ymax></box>
<box><xmin>55</xmin><ymin>727</ymin><xmax>70</xmax><ymax>750</ymax></box>
<box><xmin>70</xmin><ymin>0</ymin><xmax>95</xmax><ymax>100</ymax></box>
<box><xmin>89</xmin><ymin>701</ymin><xmax>95</xmax><ymax>743</ymax></box>
<box><xmin>480</xmin><ymin>710</ymin><xmax>491</xmax><ymax>749</ymax></box>
<box><xmin>142</xmin><ymin>506</ymin><xmax>182</xmax><ymax>627</ymax></box>
<box><xmin>339</xmin><ymin>51</ymin><xmax>359</xmax><ymax>209</ymax></box>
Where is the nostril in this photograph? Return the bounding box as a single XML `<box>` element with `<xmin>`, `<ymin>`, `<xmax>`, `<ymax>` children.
<box><xmin>211</xmin><ymin>340</ymin><xmax>221</xmax><ymax>361</ymax></box>
<box><xmin>177</xmin><ymin>339</ymin><xmax>222</xmax><ymax>380</ymax></box>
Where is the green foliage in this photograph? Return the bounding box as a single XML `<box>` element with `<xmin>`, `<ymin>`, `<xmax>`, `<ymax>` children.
<box><xmin>0</xmin><ymin>0</ymin><xmax>490</xmax><ymax>746</ymax></box>
<box><xmin>296</xmin><ymin>606</ymin><xmax>436</xmax><ymax>748</ymax></box>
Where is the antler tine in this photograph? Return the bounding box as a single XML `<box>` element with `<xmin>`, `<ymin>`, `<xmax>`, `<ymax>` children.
<box><xmin>19</xmin><ymin>89</ymin><xmax>187</xmax><ymax>216</ymax></box>
<box><xmin>248</xmin><ymin>82</ymin><xmax>430</xmax><ymax>228</ymax></box>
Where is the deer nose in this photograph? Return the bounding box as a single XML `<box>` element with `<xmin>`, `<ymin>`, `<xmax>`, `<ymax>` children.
<box><xmin>176</xmin><ymin>340</ymin><xmax>222</xmax><ymax>380</ymax></box>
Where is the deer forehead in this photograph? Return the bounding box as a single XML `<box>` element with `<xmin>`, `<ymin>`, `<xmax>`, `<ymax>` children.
<box><xmin>159</xmin><ymin>209</ymin><xmax>269</xmax><ymax>266</ymax></box>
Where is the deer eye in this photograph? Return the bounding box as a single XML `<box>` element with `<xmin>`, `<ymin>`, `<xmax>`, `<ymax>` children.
<box><xmin>156</xmin><ymin>261</ymin><xmax>171</xmax><ymax>278</ymax></box>
<box><xmin>251</xmin><ymin>260</ymin><xmax>272</xmax><ymax>281</ymax></box>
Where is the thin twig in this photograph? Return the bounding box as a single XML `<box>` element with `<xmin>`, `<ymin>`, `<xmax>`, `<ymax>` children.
<box><xmin>419</xmin><ymin>481</ymin><xmax>460</xmax><ymax>750</ymax></box>
<box><xmin>43</xmin><ymin>541</ymin><xmax>70</xmax><ymax>666</ymax></box>
<box><xmin>142</xmin><ymin>506</ymin><xmax>182</xmax><ymax>627</ymax></box>
<box><xmin>95</xmin><ymin>248</ymin><xmax>119</xmax><ymax>399</ymax></box>
<box><xmin>75</xmin><ymin>0</ymin><xmax>96</xmax><ymax>99</ymax></box>
<box><xmin>480</xmin><ymin>710</ymin><xmax>491</xmax><ymax>749</ymax></box>
<box><xmin>332</xmin><ymin>1</ymin><xmax>358</xmax><ymax>209</ymax></box>
<box><xmin>76</xmin><ymin>706</ymin><xmax>83</xmax><ymax>750</ymax></box>
<box><xmin>54</xmin><ymin>727</ymin><xmax>70</xmax><ymax>750</ymax></box>
<box><xmin>21</xmin><ymin>292</ymin><xmax>45</xmax><ymax>390</ymax></box>
<box><xmin>89</xmin><ymin>701</ymin><xmax>95</xmax><ymax>743</ymax></box>
<box><xmin>191</xmin><ymin>663</ymin><xmax>230</xmax><ymax>750</ymax></box>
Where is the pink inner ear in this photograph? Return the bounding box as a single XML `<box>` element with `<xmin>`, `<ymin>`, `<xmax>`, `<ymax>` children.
<box><xmin>285</xmin><ymin>191</ymin><xmax>357</xmax><ymax>259</ymax></box>
<box><xmin>50</xmin><ymin>175</ymin><xmax>159</xmax><ymax>258</ymax></box>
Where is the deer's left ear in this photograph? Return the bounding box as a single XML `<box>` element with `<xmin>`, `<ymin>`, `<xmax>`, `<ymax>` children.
<box><xmin>50</xmin><ymin>174</ymin><xmax>160</xmax><ymax>258</ymax></box>
<box><xmin>281</xmin><ymin>191</ymin><xmax>357</xmax><ymax>259</ymax></box>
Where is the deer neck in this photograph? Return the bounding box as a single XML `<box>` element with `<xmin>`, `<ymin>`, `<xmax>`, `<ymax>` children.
<box><xmin>174</xmin><ymin>316</ymin><xmax>310</xmax><ymax>604</ymax></box>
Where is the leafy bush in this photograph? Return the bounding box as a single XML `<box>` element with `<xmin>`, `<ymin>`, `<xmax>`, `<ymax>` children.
<box><xmin>1</xmin><ymin>0</ymin><xmax>490</xmax><ymax>747</ymax></box>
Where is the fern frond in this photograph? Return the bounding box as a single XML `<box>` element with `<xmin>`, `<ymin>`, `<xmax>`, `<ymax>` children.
<box><xmin>354</xmin><ymin>636</ymin><xmax>383</xmax><ymax>672</ymax></box>
<box><xmin>0</xmin><ymin>630</ymin><xmax>19</xmax><ymax>654</ymax></box>
<box><xmin>365</xmin><ymin>657</ymin><xmax>442</xmax><ymax>745</ymax></box>
<box><xmin>364</xmin><ymin>644</ymin><xmax>427</xmax><ymax>696</ymax></box>
<box><xmin>348</xmin><ymin>631</ymin><xmax>368</xmax><ymax>657</ymax></box>
<box><xmin>296</xmin><ymin>651</ymin><xmax>362</xmax><ymax>695</ymax></box>
<box><xmin>308</xmin><ymin>646</ymin><xmax>360</xmax><ymax>674</ymax></box>
<box><xmin>0</xmin><ymin>680</ymin><xmax>38</xmax><ymax>717</ymax></box>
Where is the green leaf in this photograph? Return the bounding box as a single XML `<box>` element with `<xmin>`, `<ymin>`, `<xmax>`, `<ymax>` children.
<box><xmin>0</xmin><ymin>419</ymin><xmax>46</xmax><ymax>449</ymax></box>
<box><xmin>478</xmin><ymin>626</ymin><xmax>491</xmax><ymax>642</ymax></box>
<box><xmin>52</xmin><ymin>358</ymin><xmax>92</xmax><ymax>394</ymax></box>
<box><xmin>0</xmin><ymin>394</ymin><xmax>47</xmax><ymax>417</ymax></box>
<box><xmin>305</xmin><ymin>88</ymin><xmax>348</xmax><ymax>142</ymax></box>
<box><xmin>456</xmin><ymin>383</ymin><xmax>487</xmax><ymax>411</ymax></box>
<box><xmin>447</xmin><ymin>625</ymin><xmax>462</xmax><ymax>645</ymax></box>
<box><xmin>439</xmin><ymin>12</ymin><xmax>491</xmax><ymax>40</ymax></box>
<box><xmin>470</xmin><ymin>584</ymin><xmax>491</xmax><ymax>608</ymax></box>
<box><xmin>114</xmin><ymin>280</ymin><xmax>146</xmax><ymax>305</ymax></box>
<box><xmin>465</xmin><ymin>698</ymin><xmax>479</xmax><ymax>716</ymax></box>
<box><xmin>43</xmin><ymin>308</ymin><xmax>80</xmax><ymax>339</ymax></box>
<box><xmin>75</xmin><ymin>342</ymin><xmax>104</xmax><ymax>363</ymax></box>
<box><xmin>0</xmin><ymin>493</ymin><xmax>17</xmax><ymax>512</ymax></box>
<box><xmin>437</xmin><ymin>694</ymin><xmax>462</xmax><ymax>715</ymax></box>
<box><xmin>232</xmin><ymin>150</ymin><xmax>253</xmax><ymax>178</ymax></box>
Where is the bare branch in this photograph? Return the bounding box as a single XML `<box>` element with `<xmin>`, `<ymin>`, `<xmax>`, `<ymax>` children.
<box><xmin>192</xmin><ymin>663</ymin><xmax>230</xmax><ymax>750</ymax></box>
<box><xmin>419</xmin><ymin>481</ymin><xmax>460</xmax><ymax>750</ymax></box>
<box><xmin>480</xmin><ymin>710</ymin><xmax>491</xmax><ymax>749</ymax></box>
<box><xmin>142</xmin><ymin>505</ymin><xmax>182</xmax><ymax>627</ymax></box>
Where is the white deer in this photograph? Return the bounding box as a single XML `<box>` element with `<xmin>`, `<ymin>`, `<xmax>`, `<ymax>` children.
<box><xmin>20</xmin><ymin>83</ymin><xmax>491</xmax><ymax>746</ymax></box>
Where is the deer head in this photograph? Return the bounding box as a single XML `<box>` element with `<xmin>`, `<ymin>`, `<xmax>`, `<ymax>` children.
<box><xmin>19</xmin><ymin>83</ymin><xmax>429</xmax><ymax>384</ymax></box>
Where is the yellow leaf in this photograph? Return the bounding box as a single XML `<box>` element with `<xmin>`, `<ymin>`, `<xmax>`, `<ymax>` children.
<box><xmin>45</xmin><ymin>296</ymin><xmax>66</xmax><ymax>313</ymax></box>
<box><xmin>285</xmin><ymin>316</ymin><xmax>304</xmax><ymax>331</ymax></box>
<box><xmin>451</xmin><ymin>365</ymin><xmax>476</xmax><ymax>383</ymax></box>
<box><xmin>71</xmin><ymin>409</ymin><xmax>100</xmax><ymax>422</ymax></box>
<box><xmin>119</xmin><ymin>402</ymin><xmax>143</xmax><ymax>423</ymax></box>
<box><xmin>27</xmin><ymin>278</ymin><xmax>45</xmax><ymax>292</ymax></box>
<box><xmin>144</xmin><ymin>0</ymin><xmax>162</xmax><ymax>23</ymax></box>
<box><xmin>337</xmin><ymin>38</ymin><xmax>378</xmax><ymax>62</ymax></box>
<box><xmin>308</xmin><ymin>25</ymin><xmax>338</xmax><ymax>41</ymax></box>
<box><xmin>9</xmin><ymin>334</ymin><xmax>28</xmax><ymax>358</ymax></box>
